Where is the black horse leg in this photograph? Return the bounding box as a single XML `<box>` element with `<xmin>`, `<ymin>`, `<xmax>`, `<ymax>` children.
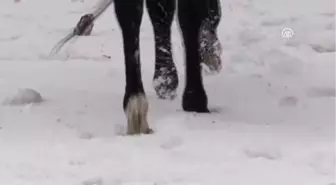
<box><xmin>146</xmin><ymin>0</ymin><xmax>178</xmax><ymax>100</ymax></box>
<box><xmin>177</xmin><ymin>0</ymin><xmax>210</xmax><ymax>113</ymax></box>
<box><xmin>114</xmin><ymin>0</ymin><xmax>152</xmax><ymax>135</ymax></box>
<box><xmin>199</xmin><ymin>0</ymin><xmax>222</xmax><ymax>74</ymax></box>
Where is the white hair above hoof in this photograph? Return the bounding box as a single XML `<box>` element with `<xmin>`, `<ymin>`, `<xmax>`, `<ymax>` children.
<box><xmin>125</xmin><ymin>93</ymin><xmax>153</xmax><ymax>135</ymax></box>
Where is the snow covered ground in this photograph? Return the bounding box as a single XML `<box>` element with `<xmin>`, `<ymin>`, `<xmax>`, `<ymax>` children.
<box><xmin>0</xmin><ymin>0</ymin><xmax>335</xmax><ymax>184</ymax></box>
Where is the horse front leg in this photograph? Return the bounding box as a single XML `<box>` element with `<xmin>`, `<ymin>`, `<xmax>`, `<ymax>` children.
<box><xmin>177</xmin><ymin>0</ymin><xmax>210</xmax><ymax>113</ymax></box>
<box><xmin>146</xmin><ymin>0</ymin><xmax>179</xmax><ymax>100</ymax></box>
<box><xmin>114</xmin><ymin>0</ymin><xmax>152</xmax><ymax>135</ymax></box>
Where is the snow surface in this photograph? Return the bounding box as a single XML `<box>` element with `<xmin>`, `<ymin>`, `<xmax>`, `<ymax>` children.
<box><xmin>0</xmin><ymin>0</ymin><xmax>335</xmax><ymax>184</ymax></box>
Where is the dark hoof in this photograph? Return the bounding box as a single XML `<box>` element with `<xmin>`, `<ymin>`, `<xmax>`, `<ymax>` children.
<box><xmin>153</xmin><ymin>66</ymin><xmax>179</xmax><ymax>100</ymax></box>
<box><xmin>182</xmin><ymin>89</ymin><xmax>209</xmax><ymax>113</ymax></box>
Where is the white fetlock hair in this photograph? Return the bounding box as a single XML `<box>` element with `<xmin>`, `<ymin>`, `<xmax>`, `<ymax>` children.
<box><xmin>125</xmin><ymin>93</ymin><xmax>153</xmax><ymax>135</ymax></box>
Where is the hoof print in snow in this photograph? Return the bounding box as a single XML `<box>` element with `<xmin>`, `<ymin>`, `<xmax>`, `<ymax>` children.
<box><xmin>249</xmin><ymin>73</ymin><xmax>263</xmax><ymax>79</ymax></box>
<box><xmin>82</xmin><ymin>178</ymin><xmax>103</xmax><ymax>185</ymax></box>
<box><xmin>78</xmin><ymin>132</ymin><xmax>95</xmax><ymax>140</ymax></box>
<box><xmin>262</xmin><ymin>49</ymin><xmax>303</xmax><ymax>75</ymax></box>
<box><xmin>2</xmin><ymin>88</ymin><xmax>43</xmax><ymax>106</ymax></box>
<box><xmin>238</xmin><ymin>29</ymin><xmax>264</xmax><ymax>46</ymax></box>
<box><xmin>244</xmin><ymin>148</ymin><xmax>282</xmax><ymax>160</ymax></box>
<box><xmin>208</xmin><ymin>106</ymin><xmax>228</xmax><ymax>113</ymax></box>
<box><xmin>69</xmin><ymin>160</ymin><xmax>85</xmax><ymax>166</ymax></box>
<box><xmin>160</xmin><ymin>136</ymin><xmax>183</xmax><ymax>150</ymax></box>
<box><xmin>309</xmin><ymin>151</ymin><xmax>335</xmax><ymax>176</ymax></box>
<box><xmin>320</xmin><ymin>12</ymin><xmax>335</xmax><ymax>17</ymax></box>
<box><xmin>261</xmin><ymin>19</ymin><xmax>286</xmax><ymax>26</ymax></box>
<box><xmin>307</xmin><ymin>87</ymin><xmax>336</xmax><ymax>98</ymax></box>
<box><xmin>310</xmin><ymin>44</ymin><xmax>336</xmax><ymax>53</ymax></box>
<box><xmin>278</xmin><ymin>96</ymin><xmax>298</xmax><ymax>107</ymax></box>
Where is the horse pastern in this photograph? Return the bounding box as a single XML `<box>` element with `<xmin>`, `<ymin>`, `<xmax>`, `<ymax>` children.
<box><xmin>125</xmin><ymin>93</ymin><xmax>152</xmax><ymax>135</ymax></box>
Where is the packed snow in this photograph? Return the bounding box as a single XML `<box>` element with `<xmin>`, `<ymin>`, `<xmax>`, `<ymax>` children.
<box><xmin>0</xmin><ymin>0</ymin><xmax>335</xmax><ymax>184</ymax></box>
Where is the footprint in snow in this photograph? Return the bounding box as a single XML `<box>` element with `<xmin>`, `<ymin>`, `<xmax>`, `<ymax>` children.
<box><xmin>310</xmin><ymin>44</ymin><xmax>336</xmax><ymax>53</ymax></box>
<box><xmin>243</xmin><ymin>147</ymin><xmax>282</xmax><ymax>160</ymax></box>
<box><xmin>78</xmin><ymin>132</ymin><xmax>95</xmax><ymax>140</ymax></box>
<box><xmin>82</xmin><ymin>178</ymin><xmax>103</xmax><ymax>185</ymax></box>
<box><xmin>160</xmin><ymin>136</ymin><xmax>183</xmax><ymax>150</ymax></box>
<box><xmin>320</xmin><ymin>12</ymin><xmax>335</xmax><ymax>17</ymax></box>
<box><xmin>278</xmin><ymin>96</ymin><xmax>299</xmax><ymax>107</ymax></box>
<box><xmin>306</xmin><ymin>87</ymin><xmax>336</xmax><ymax>98</ymax></box>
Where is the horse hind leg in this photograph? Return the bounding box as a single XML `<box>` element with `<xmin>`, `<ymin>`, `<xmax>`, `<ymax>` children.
<box><xmin>114</xmin><ymin>0</ymin><xmax>153</xmax><ymax>135</ymax></box>
<box><xmin>199</xmin><ymin>0</ymin><xmax>222</xmax><ymax>75</ymax></box>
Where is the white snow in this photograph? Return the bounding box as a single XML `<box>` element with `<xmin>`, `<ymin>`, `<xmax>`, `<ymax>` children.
<box><xmin>2</xmin><ymin>88</ymin><xmax>43</xmax><ymax>105</ymax></box>
<box><xmin>0</xmin><ymin>0</ymin><xmax>335</xmax><ymax>184</ymax></box>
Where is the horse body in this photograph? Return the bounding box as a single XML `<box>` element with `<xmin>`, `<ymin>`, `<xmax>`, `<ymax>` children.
<box><xmin>114</xmin><ymin>0</ymin><xmax>222</xmax><ymax>134</ymax></box>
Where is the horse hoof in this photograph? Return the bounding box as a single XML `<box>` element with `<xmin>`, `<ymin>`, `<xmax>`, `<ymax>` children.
<box><xmin>182</xmin><ymin>89</ymin><xmax>209</xmax><ymax>113</ymax></box>
<box><xmin>153</xmin><ymin>66</ymin><xmax>179</xmax><ymax>100</ymax></box>
<box><xmin>199</xmin><ymin>25</ymin><xmax>222</xmax><ymax>74</ymax></box>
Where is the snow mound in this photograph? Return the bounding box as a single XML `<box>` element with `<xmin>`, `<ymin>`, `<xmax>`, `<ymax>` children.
<box><xmin>2</xmin><ymin>88</ymin><xmax>43</xmax><ymax>105</ymax></box>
